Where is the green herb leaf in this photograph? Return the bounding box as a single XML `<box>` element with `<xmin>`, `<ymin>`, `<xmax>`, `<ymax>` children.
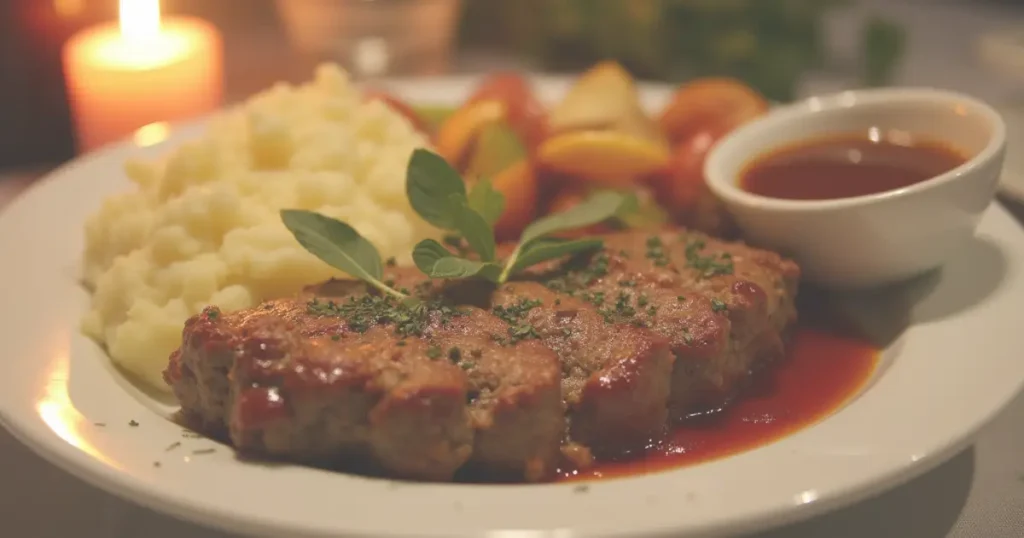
<box><xmin>449</xmin><ymin>194</ymin><xmax>497</xmax><ymax>262</ymax></box>
<box><xmin>412</xmin><ymin>239</ymin><xmax>502</xmax><ymax>281</ymax></box>
<box><xmin>280</xmin><ymin>210</ymin><xmax>402</xmax><ymax>298</ymax></box>
<box><xmin>406</xmin><ymin>149</ymin><xmax>467</xmax><ymax>230</ymax></box>
<box><xmin>498</xmin><ymin>191</ymin><xmax>626</xmax><ymax>282</ymax></box>
<box><xmin>510</xmin><ymin>237</ymin><xmax>604</xmax><ymax>274</ymax></box>
<box><xmin>467</xmin><ymin>178</ymin><xmax>506</xmax><ymax>227</ymax></box>
<box><xmin>519</xmin><ymin>191</ymin><xmax>627</xmax><ymax>246</ymax></box>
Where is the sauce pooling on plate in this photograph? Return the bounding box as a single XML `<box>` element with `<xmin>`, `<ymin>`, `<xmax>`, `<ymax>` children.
<box><xmin>740</xmin><ymin>130</ymin><xmax>967</xmax><ymax>201</ymax></box>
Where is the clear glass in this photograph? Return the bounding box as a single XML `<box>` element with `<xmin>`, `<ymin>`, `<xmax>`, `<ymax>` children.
<box><xmin>274</xmin><ymin>0</ymin><xmax>463</xmax><ymax>78</ymax></box>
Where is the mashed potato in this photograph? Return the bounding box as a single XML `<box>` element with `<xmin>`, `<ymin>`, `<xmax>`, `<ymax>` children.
<box><xmin>81</xmin><ymin>64</ymin><xmax>438</xmax><ymax>390</ymax></box>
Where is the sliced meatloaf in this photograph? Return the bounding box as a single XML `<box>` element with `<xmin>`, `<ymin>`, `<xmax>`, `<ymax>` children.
<box><xmin>165</xmin><ymin>227</ymin><xmax>800</xmax><ymax>482</ymax></box>
<box><xmin>533</xmin><ymin>229</ymin><xmax>799</xmax><ymax>419</ymax></box>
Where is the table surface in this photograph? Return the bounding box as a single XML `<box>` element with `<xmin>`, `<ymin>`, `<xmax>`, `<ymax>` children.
<box><xmin>6</xmin><ymin>1</ymin><xmax>1024</xmax><ymax>536</ymax></box>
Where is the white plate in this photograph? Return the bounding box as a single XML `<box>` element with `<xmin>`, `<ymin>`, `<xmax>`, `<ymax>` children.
<box><xmin>1</xmin><ymin>76</ymin><xmax>1023</xmax><ymax>538</ymax></box>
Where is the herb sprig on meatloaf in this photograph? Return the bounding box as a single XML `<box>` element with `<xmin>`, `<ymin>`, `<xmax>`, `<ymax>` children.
<box><xmin>280</xmin><ymin>149</ymin><xmax>629</xmax><ymax>297</ymax></box>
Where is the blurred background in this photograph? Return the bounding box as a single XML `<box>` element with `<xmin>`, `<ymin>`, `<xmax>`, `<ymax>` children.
<box><xmin>3</xmin><ymin>0</ymin><xmax>1024</xmax><ymax>169</ymax></box>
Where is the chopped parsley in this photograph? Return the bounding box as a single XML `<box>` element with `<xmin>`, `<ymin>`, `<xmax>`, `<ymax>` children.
<box><xmin>205</xmin><ymin>308</ymin><xmax>220</xmax><ymax>320</ymax></box>
<box><xmin>544</xmin><ymin>252</ymin><xmax>610</xmax><ymax>294</ymax></box>
<box><xmin>426</xmin><ymin>345</ymin><xmax>443</xmax><ymax>359</ymax></box>
<box><xmin>492</xmin><ymin>298</ymin><xmax>543</xmax><ymax>344</ymax></box>
<box><xmin>645</xmin><ymin>236</ymin><xmax>670</xmax><ymax>267</ymax></box>
<box><xmin>447</xmin><ymin>346</ymin><xmax>462</xmax><ymax>362</ymax></box>
<box><xmin>308</xmin><ymin>295</ymin><xmax>462</xmax><ymax>338</ymax></box>
<box><xmin>711</xmin><ymin>298</ymin><xmax>728</xmax><ymax>313</ymax></box>
<box><xmin>599</xmin><ymin>291</ymin><xmax>638</xmax><ymax>324</ymax></box>
<box><xmin>128</xmin><ymin>420</ymin><xmax>139</xmax><ymax>427</ymax></box>
<box><xmin>684</xmin><ymin>239</ymin><xmax>734</xmax><ymax>278</ymax></box>
<box><xmin>385</xmin><ymin>257</ymin><xmax>397</xmax><ymax>267</ymax></box>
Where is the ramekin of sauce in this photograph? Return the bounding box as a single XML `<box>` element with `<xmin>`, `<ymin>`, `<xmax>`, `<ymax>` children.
<box><xmin>704</xmin><ymin>88</ymin><xmax>1006</xmax><ymax>289</ymax></box>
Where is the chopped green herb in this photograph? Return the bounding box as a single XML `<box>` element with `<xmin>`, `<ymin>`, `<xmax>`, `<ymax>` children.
<box><xmin>385</xmin><ymin>257</ymin><xmax>397</xmax><ymax>267</ymax></box>
<box><xmin>684</xmin><ymin>239</ymin><xmax>734</xmax><ymax>278</ymax></box>
<box><xmin>128</xmin><ymin>420</ymin><xmax>139</xmax><ymax>427</ymax></box>
<box><xmin>637</xmin><ymin>294</ymin><xmax>649</xmax><ymax>307</ymax></box>
<box><xmin>447</xmin><ymin>346</ymin><xmax>462</xmax><ymax>362</ymax></box>
<box><xmin>205</xmin><ymin>308</ymin><xmax>220</xmax><ymax>320</ymax></box>
<box><xmin>645</xmin><ymin>236</ymin><xmax>670</xmax><ymax>267</ymax></box>
<box><xmin>330</xmin><ymin>334</ymin><xmax>341</xmax><ymax>341</ymax></box>
<box><xmin>193</xmin><ymin>448</ymin><xmax>216</xmax><ymax>455</ymax></box>
<box><xmin>426</xmin><ymin>345</ymin><xmax>443</xmax><ymax>359</ymax></box>
<box><xmin>166</xmin><ymin>442</ymin><xmax>181</xmax><ymax>452</ymax></box>
<box><xmin>397</xmin><ymin>340</ymin><xmax>407</xmax><ymax>347</ymax></box>
<box><xmin>492</xmin><ymin>298</ymin><xmax>543</xmax><ymax>343</ymax></box>
<box><xmin>460</xmin><ymin>362</ymin><xmax>474</xmax><ymax>370</ymax></box>
<box><xmin>711</xmin><ymin>298</ymin><xmax>727</xmax><ymax>313</ymax></box>
<box><xmin>677</xmin><ymin>295</ymin><xmax>686</xmax><ymax>302</ymax></box>
<box><xmin>308</xmin><ymin>296</ymin><xmax>462</xmax><ymax>338</ymax></box>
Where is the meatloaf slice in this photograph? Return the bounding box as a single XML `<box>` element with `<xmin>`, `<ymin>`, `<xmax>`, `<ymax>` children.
<box><xmin>309</xmin><ymin>277</ymin><xmax>565</xmax><ymax>480</ymax></box>
<box><xmin>535</xmin><ymin>229</ymin><xmax>799</xmax><ymax>420</ymax></box>
<box><xmin>165</xmin><ymin>278</ymin><xmax>563</xmax><ymax>482</ymax></box>
<box><xmin>490</xmin><ymin>281</ymin><xmax>674</xmax><ymax>456</ymax></box>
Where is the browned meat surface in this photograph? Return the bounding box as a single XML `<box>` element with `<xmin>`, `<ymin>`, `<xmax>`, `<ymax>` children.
<box><xmin>166</xmin><ymin>275</ymin><xmax>563</xmax><ymax>482</ymax></box>
<box><xmin>164</xmin><ymin>227</ymin><xmax>799</xmax><ymax>482</ymax></box>
<box><xmin>491</xmin><ymin>282</ymin><xmax>673</xmax><ymax>456</ymax></box>
<box><xmin>532</xmin><ymin>229</ymin><xmax>799</xmax><ymax>419</ymax></box>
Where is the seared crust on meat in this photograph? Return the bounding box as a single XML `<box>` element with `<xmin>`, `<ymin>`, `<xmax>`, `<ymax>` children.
<box><xmin>164</xmin><ymin>227</ymin><xmax>799</xmax><ymax>481</ymax></box>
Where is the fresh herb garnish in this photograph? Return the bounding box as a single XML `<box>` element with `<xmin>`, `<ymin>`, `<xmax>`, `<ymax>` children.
<box><xmin>128</xmin><ymin>420</ymin><xmax>139</xmax><ymax>427</ymax></box>
<box><xmin>684</xmin><ymin>239</ymin><xmax>734</xmax><ymax>278</ymax></box>
<box><xmin>308</xmin><ymin>295</ymin><xmax>461</xmax><ymax>338</ymax></box>
<box><xmin>645</xmin><ymin>235</ymin><xmax>670</xmax><ymax>267</ymax></box>
<box><xmin>281</xmin><ymin>209</ymin><xmax>408</xmax><ymax>300</ymax></box>
<box><xmin>426</xmin><ymin>345</ymin><xmax>443</xmax><ymax>359</ymax></box>
<box><xmin>282</xmin><ymin>149</ymin><xmax>626</xmax><ymax>301</ymax></box>
<box><xmin>711</xmin><ymin>298</ymin><xmax>728</xmax><ymax>313</ymax></box>
<box><xmin>405</xmin><ymin>149</ymin><xmax>626</xmax><ymax>283</ymax></box>
<box><xmin>492</xmin><ymin>298</ymin><xmax>543</xmax><ymax>344</ymax></box>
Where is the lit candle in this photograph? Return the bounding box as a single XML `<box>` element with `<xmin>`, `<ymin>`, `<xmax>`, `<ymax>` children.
<box><xmin>62</xmin><ymin>0</ymin><xmax>223</xmax><ymax>152</ymax></box>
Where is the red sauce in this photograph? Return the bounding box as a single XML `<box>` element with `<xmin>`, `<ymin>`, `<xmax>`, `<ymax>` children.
<box><xmin>558</xmin><ymin>303</ymin><xmax>878</xmax><ymax>482</ymax></box>
<box><xmin>740</xmin><ymin>131</ymin><xmax>967</xmax><ymax>201</ymax></box>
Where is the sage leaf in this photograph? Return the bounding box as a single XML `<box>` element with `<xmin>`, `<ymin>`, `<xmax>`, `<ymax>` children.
<box><xmin>497</xmin><ymin>191</ymin><xmax>624</xmax><ymax>283</ymax></box>
<box><xmin>280</xmin><ymin>209</ymin><xmax>401</xmax><ymax>297</ymax></box>
<box><xmin>406</xmin><ymin>148</ymin><xmax>467</xmax><ymax>230</ymax></box>
<box><xmin>449</xmin><ymin>194</ymin><xmax>497</xmax><ymax>262</ymax></box>
<box><xmin>467</xmin><ymin>178</ymin><xmax>506</xmax><ymax>227</ymax></box>
<box><xmin>413</xmin><ymin>239</ymin><xmax>502</xmax><ymax>281</ymax></box>
<box><xmin>510</xmin><ymin>237</ymin><xmax>604</xmax><ymax>274</ymax></box>
<box><xmin>519</xmin><ymin>191</ymin><xmax>627</xmax><ymax>246</ymax></box>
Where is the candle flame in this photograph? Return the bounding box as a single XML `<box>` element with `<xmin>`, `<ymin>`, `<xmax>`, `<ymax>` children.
<box><xmin>119</xmin><ymin>0</ymin><xmax>162</xmax><ymax>42</ymax></box>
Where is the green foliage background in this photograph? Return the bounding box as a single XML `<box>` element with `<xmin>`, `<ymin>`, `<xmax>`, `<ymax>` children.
<box><xmin>458</xmin><ymin>0</ymin><xmax>905</xmax><ymax>101</ymax></box>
